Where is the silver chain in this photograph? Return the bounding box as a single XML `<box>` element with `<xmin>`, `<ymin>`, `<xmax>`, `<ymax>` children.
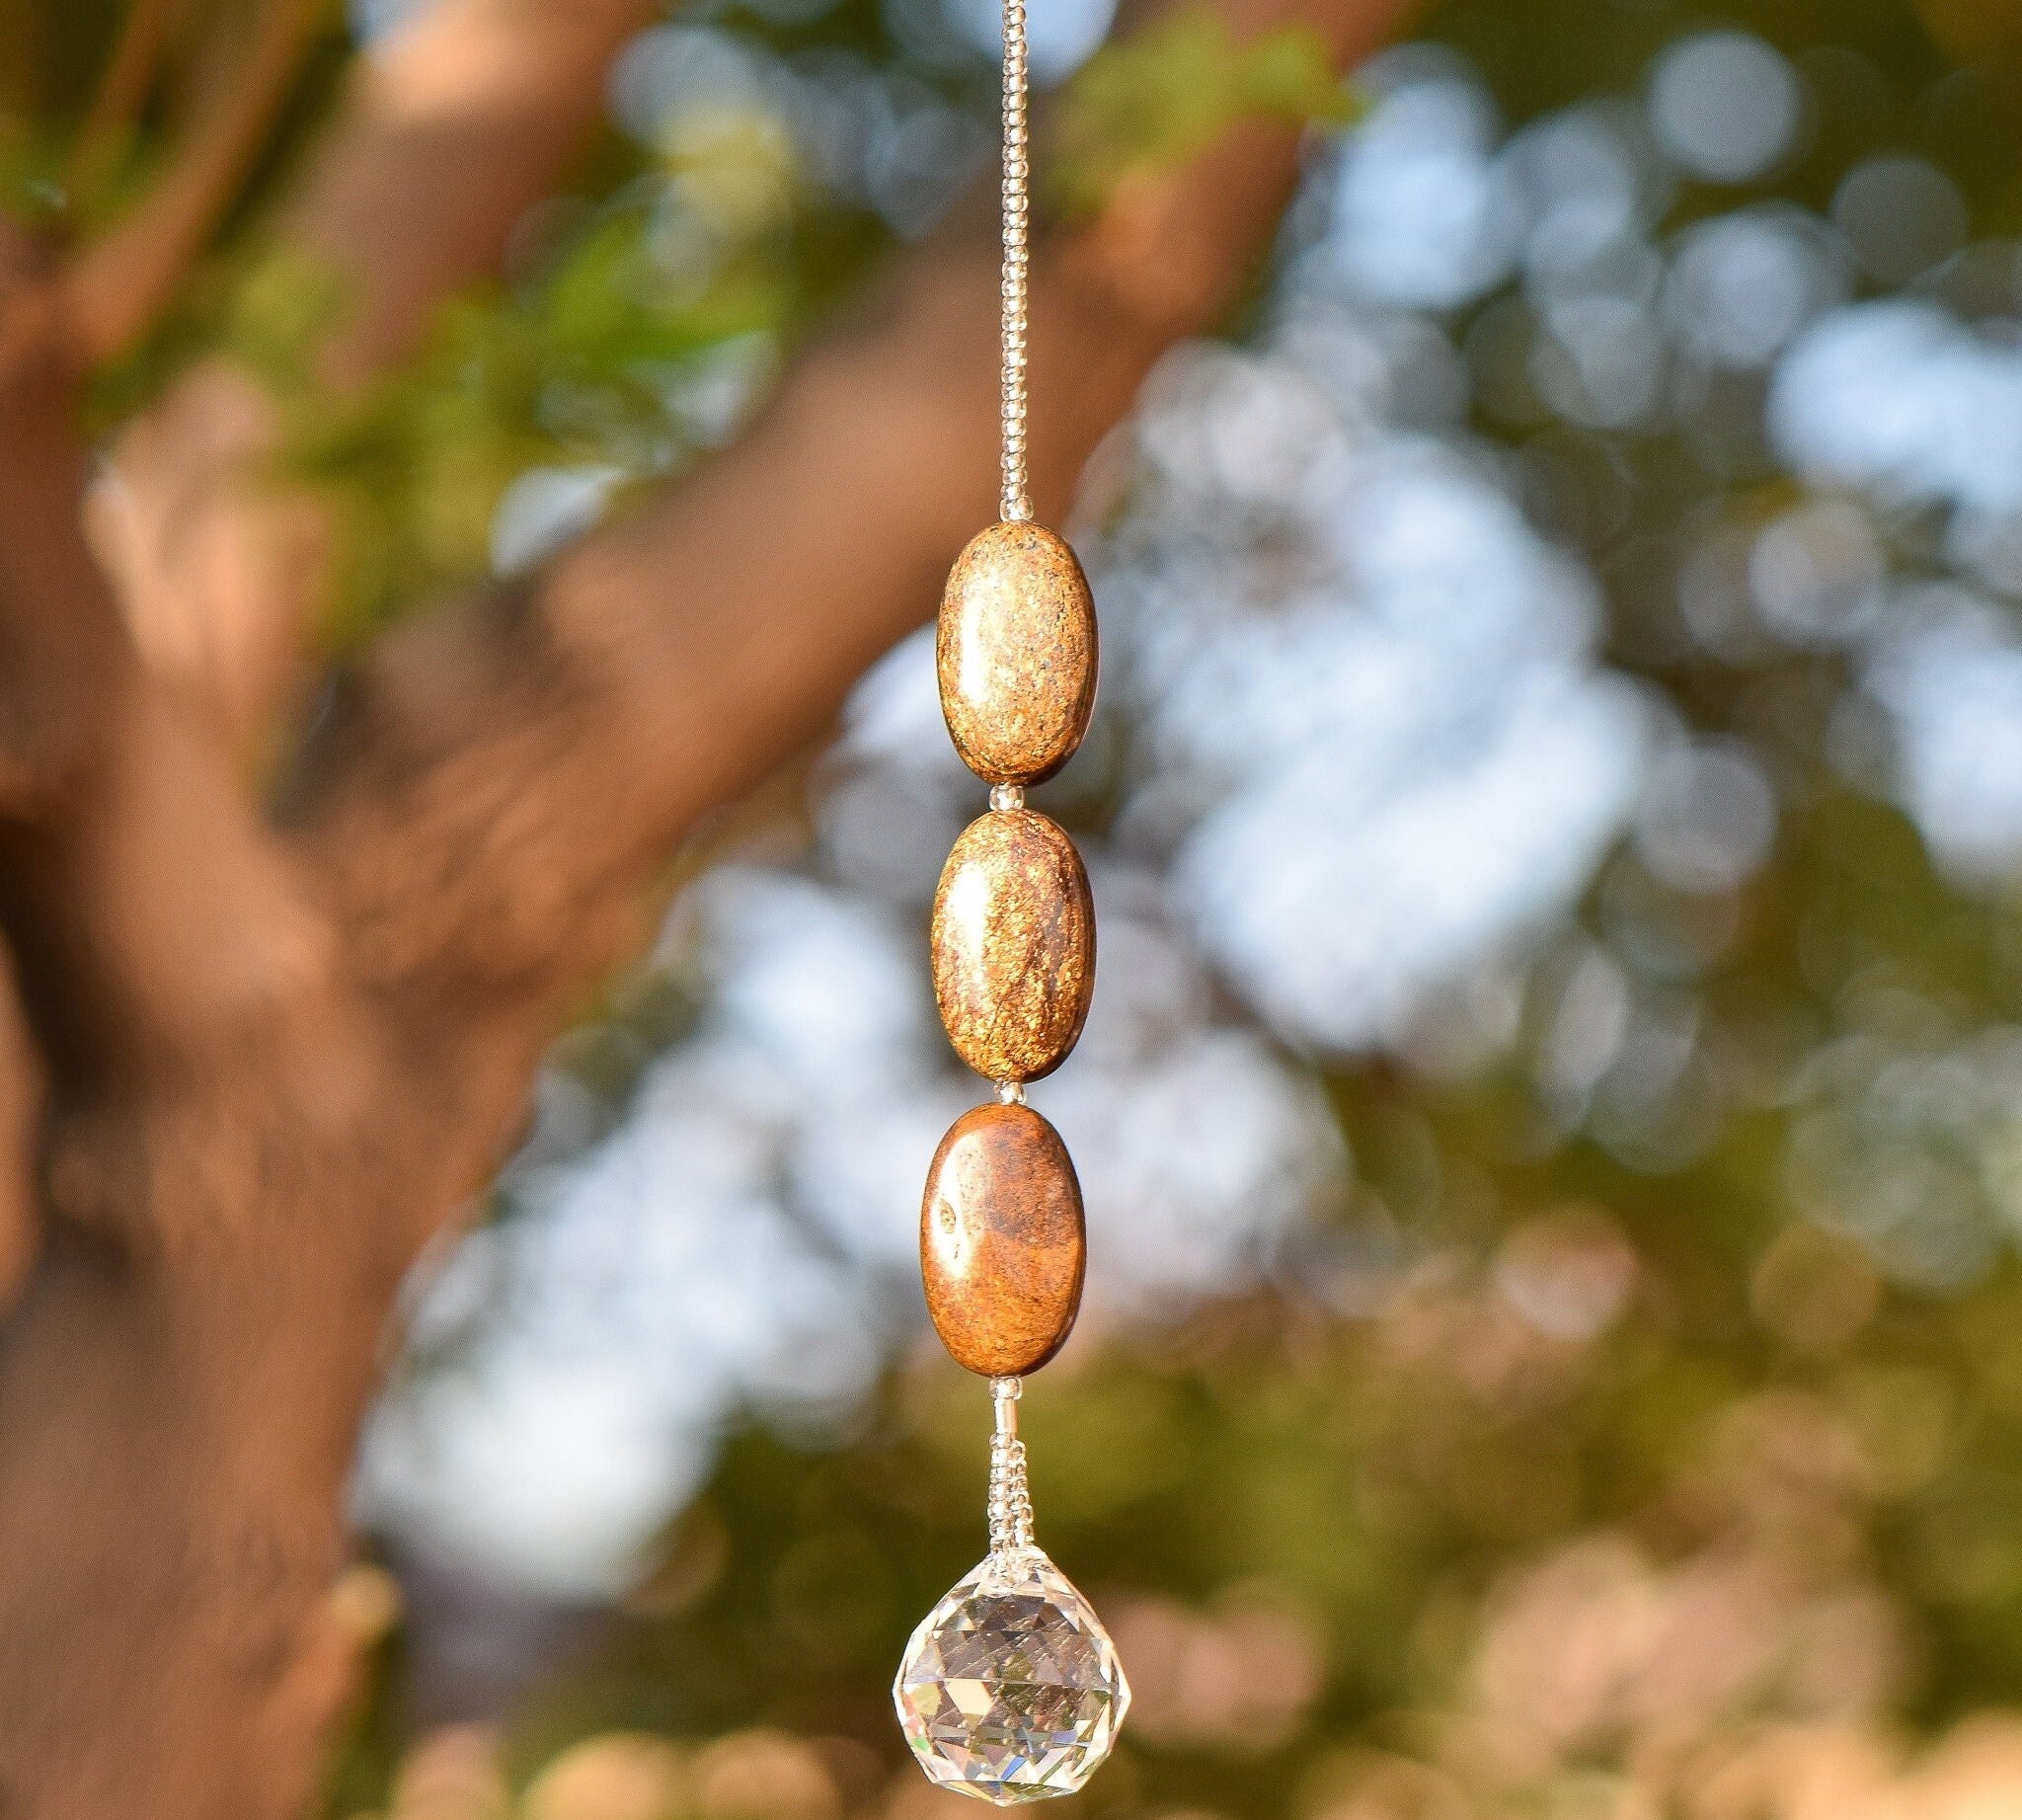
<box><xmin>999</xmin><ymin>0</ymin><xmax>1032</xmax><ymax>524</ymax></box>
<box><xmin>987</xmin><ymin>1376</ymin><xmax>1035</xmax><ymax>1552</ymax></box>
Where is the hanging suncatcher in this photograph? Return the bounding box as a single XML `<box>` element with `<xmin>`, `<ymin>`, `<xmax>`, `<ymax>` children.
<box><xmin>889</xmin><ymin>0</ymin><xmax>1131</xmax><ymax>1802</ymax></box>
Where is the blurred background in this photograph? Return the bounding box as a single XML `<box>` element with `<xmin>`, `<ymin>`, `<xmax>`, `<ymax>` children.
<box><xmin>20</xmin><ymin>0</ymin><xmax>2022</xmax><ymax>1811</ymax></box>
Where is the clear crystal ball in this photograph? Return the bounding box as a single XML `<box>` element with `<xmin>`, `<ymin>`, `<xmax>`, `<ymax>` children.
<box><xmin>894</xmin><ymin>1545</ymin><xmax>1129</xmax><ymax>1804</ymax></box>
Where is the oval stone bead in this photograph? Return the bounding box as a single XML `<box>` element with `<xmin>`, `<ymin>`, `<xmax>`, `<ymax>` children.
<box><xmin>921</xmin><ymin>1103</ymin><xmax>1086</xmax><ymax>1377</ymax></box>
<box><xmin>931</xmin><ymin>810</ymin><xmax>1094</xmax><ymax>1082</ymax></box>
<box><xmin>938</xmin><ymin>520</ymin><xmax>1098</xmax><ymax>785</ymax></box>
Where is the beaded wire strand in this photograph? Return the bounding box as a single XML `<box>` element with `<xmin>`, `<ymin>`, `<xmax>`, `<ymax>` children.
<box><xmin>987</xmin><ymin>1376</ymin><xmax>1035</xmax><ymax>1554</ymax></box>
<box><xmin>999</xmin><ymin>0</ymin><xmax>1032</xmax><ymax>524</ymax></box>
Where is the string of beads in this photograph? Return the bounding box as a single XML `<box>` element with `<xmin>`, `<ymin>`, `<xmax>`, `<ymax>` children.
<box><xmin>986</xmin><ymin>1377</ymin><xmax>1036</xmax><ymax>1554</ymax></box>
<box><xmin>999</xmin><ymin>0</ymin><xmax>1031</xmax><ymax>522</ymax></box>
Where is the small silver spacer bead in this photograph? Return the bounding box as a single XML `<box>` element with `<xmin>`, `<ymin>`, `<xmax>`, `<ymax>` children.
<box><xmin>994</xmin><ymin>1079</ymin><xmax>1027</xmax><ymax>1105</ymax></box>
<box><xmin>989</xmin><ymin>782</ymin><xmax>1025</xmax><ymax>812</ymax></box>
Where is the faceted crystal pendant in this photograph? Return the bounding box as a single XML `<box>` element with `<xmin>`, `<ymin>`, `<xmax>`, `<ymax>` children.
<box><xmin>894</xmin><ymin>1544</ymin><xmax>1129</xmax><ymax>1804</ymax></box>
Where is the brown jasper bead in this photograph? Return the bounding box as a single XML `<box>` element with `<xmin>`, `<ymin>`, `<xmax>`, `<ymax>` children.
<box><xmin>931</xmin><ymin>809</ymin><xmax>1094</xmax><ymax>1082</ymax></box>
<box><xmin>921</xmin><ymin>1102</ymin><xmax>1086</xmax><ymax>1377</ymax></box>
<box><xmin>938</xmin><ymin>520</ymin><xmax>1098</xmax><ymax>786</ymax></box>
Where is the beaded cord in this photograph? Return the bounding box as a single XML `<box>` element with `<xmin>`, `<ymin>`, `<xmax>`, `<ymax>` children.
<box><xmin>999</xmin><ymin>0</ymin><xmax>1031</xmax><ymax>523</ymax></box>
<box><xmin>986</xmin><ymin>1376</ymin><xmax>1035</xmax><ymax>1553</ymax></box>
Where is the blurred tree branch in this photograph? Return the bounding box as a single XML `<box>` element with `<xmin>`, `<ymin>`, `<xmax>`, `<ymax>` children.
<box><xmin>63</xmin><ymin>0</ymin><xmax>324</xmax><ymax>362</ymax></box>
<box><xmin>0</xmin><ymin>0</ymin><xmax>665</xmax><ymax>1335</ymax></box>
<box><xmin>64</xmin><ymin>0</ymin><xmax>188</xmax><ymax>207</ymax></box>
<box><xmin>0</xmin><ymin>0</ymin><xmax>1424</xmax><ymax>1809</ymax></box>
<box><xmin>91</xmin><ymin>0</ymin><xmax>665</xmax><ymax>757</ymax></box>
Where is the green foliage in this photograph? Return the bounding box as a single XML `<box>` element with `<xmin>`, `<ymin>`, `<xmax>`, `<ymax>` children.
<box><xmin>0</xmin><ymin>125</ymin><xmax>74</xmax><ymax>223</ymax></box>
<box><xmin>1051</xmin><ymin>8</ymin><xmax>1361</xmax><ymax>215</ymax></box>
<box><xmin>220</xmin><ymin>247</ymin><xmax>351</xmax><ymax>393</ymax></box>
<box><xmin>285</xmin><ymin>209</ymin><xmax>789</xmax><ymax>645</ymax></box>
<box><xmin>252</xmin><ymin>134</ymin><xmax>882</xmax><ymax>646</ymax></box>
<box><xmin>248</xmin><ymin>1</ymin><xmax>1368</xmax><ymax>649</ymax></box>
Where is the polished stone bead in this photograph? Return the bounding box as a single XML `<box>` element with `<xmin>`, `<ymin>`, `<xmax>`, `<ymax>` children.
<box><xmin>894</xmin><ymin>1545</ymin><xmax>1129</xmax><ymax>1804</ymax></box>
<box><xmin>931</xmin><ymin>810</ymin><xmax>1094</xmax><ymax>1082</ymax></box>
<box><xmin>921</xmin><ymin>1104</ymin><xmax>1085</xmax><ymax>1378</ymax></box>
<box><xmin>939</xmin><ymin>521</ymin><xmax>1098</xmax><ymax>786</ymax></box>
